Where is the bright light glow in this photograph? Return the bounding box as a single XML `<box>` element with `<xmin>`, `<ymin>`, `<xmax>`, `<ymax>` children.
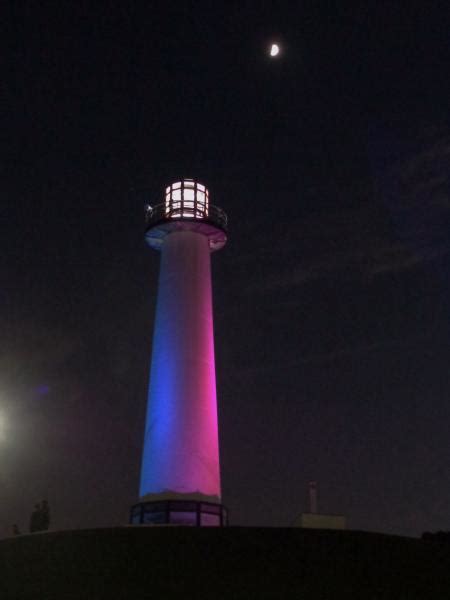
<box><xmin>270</xmin><ymin>43</ymin><xmax>280</xmax><ymax>57</ymax></box>
<box><xmin>165</xmin><ymin>179</ymin><xmax>209</xmax><ymax>219</ymax></box>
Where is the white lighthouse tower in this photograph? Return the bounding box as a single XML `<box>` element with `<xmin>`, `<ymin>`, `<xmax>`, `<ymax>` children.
<box><xmin>131</xmin><ymin>179</ymin><xmax>228</xmax><ymax>526</ymax></box>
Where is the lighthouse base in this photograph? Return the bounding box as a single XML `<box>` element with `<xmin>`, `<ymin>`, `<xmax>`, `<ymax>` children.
<box><xmin>130</xmin><ymin>500</ymin><xmax>228</xmax><ymax>527</ymax></box>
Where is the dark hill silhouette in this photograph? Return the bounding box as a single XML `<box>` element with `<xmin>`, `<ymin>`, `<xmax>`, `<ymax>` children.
<box><xmin>1</xmin><ymin>527</ymin><xmax>449</xmax><ymax>598</ymax></box>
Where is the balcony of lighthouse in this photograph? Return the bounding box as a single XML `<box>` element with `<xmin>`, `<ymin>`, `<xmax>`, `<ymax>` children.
<box><xmin>145</xmin><ymin>179</ymin><xmax>228</xmax><ymax>251</ymax></box>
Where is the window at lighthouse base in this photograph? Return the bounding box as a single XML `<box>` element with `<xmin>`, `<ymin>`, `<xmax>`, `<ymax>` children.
<box><xmin>143</xmin><ymin>511</ymin><xmax>166</xmax><ymax>524</ymax></box>
<box><xmin>200</xmin><ymin>513</ymin><xmax>221</xmax><ymax>526</ymax></box>
<box><xmin>170</xmin><ymin>511</ymin><xmax>197</xmax><ymax>526</ymax></box>
<box><xmin>129</xmin><ymin>499</ymin><xmax>228</xmax><ymax>526</ymax></box>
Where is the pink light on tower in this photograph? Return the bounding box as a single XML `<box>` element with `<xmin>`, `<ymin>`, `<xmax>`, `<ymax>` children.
<box><xmin>130</xmin><ymin>180</ymin><xmax>228</xmax><ymax>526</ymax></box>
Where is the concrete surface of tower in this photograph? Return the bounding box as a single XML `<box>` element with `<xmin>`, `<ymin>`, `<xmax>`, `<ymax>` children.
<box><xmin>130</xmin><ymin>179</ymin><xmax>228</xmax><ymax>526</ymax></box>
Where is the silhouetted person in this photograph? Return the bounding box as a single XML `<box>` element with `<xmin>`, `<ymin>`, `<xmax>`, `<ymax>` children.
<box><xmin>29</xmin><ymin>504</ymin><xmax>41</xmax><ymax>533</ymax></box>
<box><xmin>29</xmin><ymin>500</ymin><xmax>51</xmax><ymax>532</ymax></box>
<box><xmin>12</xmin><ymin>524</ymin><xmax>20</xmax><ymax>536</ymax></box>
<box><xmin>41</xmin><ymin>500</ymin><xmax>50</xmax><ymax>531</ymax></box>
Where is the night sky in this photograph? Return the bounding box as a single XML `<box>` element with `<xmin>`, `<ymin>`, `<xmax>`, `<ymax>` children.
<box><xmin>2</xmin><ymin>2</ymin><xmax>450</xmax><ymax>538</ymax></box>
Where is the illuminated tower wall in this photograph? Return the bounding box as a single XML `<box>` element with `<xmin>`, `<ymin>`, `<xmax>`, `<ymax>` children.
<box><xmin>130</xmin><ymin>180</ymin><xmax>228</xmax><ymax>526</ymax></box>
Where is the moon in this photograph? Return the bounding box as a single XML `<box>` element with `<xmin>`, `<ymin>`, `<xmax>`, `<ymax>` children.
<box><xmin>269</xmin><ymin>43</ymin><xmax>280</xmax><ymax>57</ymax></box>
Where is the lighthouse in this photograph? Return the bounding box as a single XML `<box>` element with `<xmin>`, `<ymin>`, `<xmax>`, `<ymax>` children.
<box><xmin>130</xmin><ymin>179</ymin><xmax>228</xmax><ymax>526</ymax></box>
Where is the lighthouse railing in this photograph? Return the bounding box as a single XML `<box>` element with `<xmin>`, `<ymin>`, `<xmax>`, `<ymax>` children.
<box><xmin>145</xmin><ymin>202</ymin><xmax>228</xmax><ymax>232</ymax></box>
